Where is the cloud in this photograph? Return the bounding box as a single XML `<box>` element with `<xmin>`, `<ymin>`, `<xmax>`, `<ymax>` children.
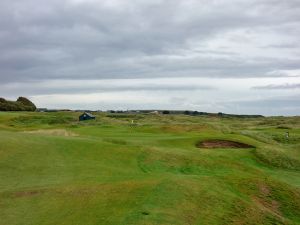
<box><xmin>0</xmin><ymin>0</ymin><xmax>300</xmax><ymax>115</ymax></box>
<box><xmin>1</xmin><ymin>77</ymin><xmax>293</xmax><ymax>115</ymax></box>
<box><xmin>0</xmin><ymin>0</ymin><xmax>300</xmax><ymax>83</ymax></box>
<box><xmin>252</xmin><ymin>83</ymin><xmax>300</xmax><ymax>90</ymax></box>
<box><xmin>0</xmin><ymin>78</ymin><xmax>216</xmax><ymax>97</ymax></box>
<box><xmin>214</xmin><ymin>95</ymin><xmax>300</xmax><ymax>116</ymax></box>
<box><xmin>265</xmin><ymin>70</ymin><xmax>300</xmax><ymax>77</ymax></box>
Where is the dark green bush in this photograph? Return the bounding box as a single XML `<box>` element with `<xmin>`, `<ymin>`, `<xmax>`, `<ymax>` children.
<box><xmin>0</xmin><ymin>97</ymin><xmax>36</xmax><ymax>111</ymax></box>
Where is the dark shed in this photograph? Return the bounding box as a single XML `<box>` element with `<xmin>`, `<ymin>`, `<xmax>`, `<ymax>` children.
<box><xmin>79</xmin><ymin>112</ymin><xmax>96</xmax><ymax>121</ymax></box>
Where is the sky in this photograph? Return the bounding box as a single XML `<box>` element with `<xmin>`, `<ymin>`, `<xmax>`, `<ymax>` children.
<box><xmin>0</xmin><ymin>0</ymin><xmax>299</xmax><ymax>115</ymax></box>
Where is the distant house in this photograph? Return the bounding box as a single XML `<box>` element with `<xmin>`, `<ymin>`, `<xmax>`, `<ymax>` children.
<box><xmin>79</xmin><ymin>112</ymin><xmax>96</xmax><ymax>121</ymax></box>
<box><xmin>37</xmin><ymin>108</ymin><xmax>47</xmax><ymax>112</ymax></box>
<box><xmin>149</xmin><ymin>111</ymin><xmax>159</xmax><ymax>115</ymax></box>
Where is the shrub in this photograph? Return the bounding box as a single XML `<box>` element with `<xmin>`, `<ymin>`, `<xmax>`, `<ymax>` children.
<box><xmin>0</xmin><ymin>97</ymin><xmax>36</xmax><ymax>111</ymax></box>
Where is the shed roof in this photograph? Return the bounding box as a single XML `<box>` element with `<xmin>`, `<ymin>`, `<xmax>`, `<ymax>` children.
<box><xmin>82</xmin><ymin>112</ymin><xmax>96</xmax><ymax>117</ymax></box>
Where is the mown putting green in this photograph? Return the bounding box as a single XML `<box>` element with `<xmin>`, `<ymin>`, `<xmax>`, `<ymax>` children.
<box><xmin>0</xmin><ymin>112</ymin><xmax>299</xmax><ymax>225</ymax></box>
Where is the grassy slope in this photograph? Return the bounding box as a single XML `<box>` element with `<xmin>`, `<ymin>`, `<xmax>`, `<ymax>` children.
<box><xmin>0</xmin><ymin>112</ymin><xmax>299</xmax><ymax>225</ymax></box>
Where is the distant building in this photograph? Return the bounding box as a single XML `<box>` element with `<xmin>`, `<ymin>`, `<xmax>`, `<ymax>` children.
<box><xmin>79</xmin><ymin>112</ymin><xmax>96</xmax><ymax>121</ymax></box>
<box><xmin>37</xmin><ymin>108</ymin><xmax>47</xmax><ymax>112</ymax></box>
<box><xmin>149</xmin><ymin>111</ymin><xmax>159</xmax><ymax>114</ymax></box>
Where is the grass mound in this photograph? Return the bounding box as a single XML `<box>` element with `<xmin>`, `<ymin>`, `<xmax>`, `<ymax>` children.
<box><xmin>253</xmin><ymin>146</ymin><xmax>300</xmax><ymax>171</ymax></box>
<box><xmin>11</xmin><ymin>113</ymin><xmax>76</xmax><ymax>126</ymax></box>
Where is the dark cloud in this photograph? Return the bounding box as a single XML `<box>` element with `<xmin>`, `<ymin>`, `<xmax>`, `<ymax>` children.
<box><xmin>0</xmin><ymin>80</ymin><xmax>216</xmax><ymax>96</ymax></box>
<box><xmin>0</xmin><ymin>0</ymin><xmax>300</xmax><ymax>83</ymax></box>
<box><xmin>0</xmin><ymin>0</ymin><xmax>299</xmax><ymax>115</ymax></box>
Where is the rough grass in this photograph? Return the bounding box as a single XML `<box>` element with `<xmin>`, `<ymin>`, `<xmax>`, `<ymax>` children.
<box><xmin>0</xmin><ymin>112</ymin><xmax>299</xmax><ymax>225</ymax></box>
<box><xmin>253</xmin><ymin>146</ymin><xmax>300</xmax><ymax>171</ymax></box>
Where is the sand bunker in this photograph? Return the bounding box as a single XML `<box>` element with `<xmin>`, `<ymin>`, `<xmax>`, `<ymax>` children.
<box><xmin>196</xmin><ymin>140</ymin><xmax>254</xmax><ymax>149</ymax></box>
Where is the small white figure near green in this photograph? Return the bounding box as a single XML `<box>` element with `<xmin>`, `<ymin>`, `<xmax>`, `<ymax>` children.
<box><xmin>286</xmin><ymin>131</ymin><xmax>289</xmax><ymax>139</ymax></box>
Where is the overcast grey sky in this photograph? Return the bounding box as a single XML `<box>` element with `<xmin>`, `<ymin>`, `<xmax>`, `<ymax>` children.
<box><xmin>0</xmin><ymin>0</ymin><xmax>299</xmax><ymax>115</ymax></box>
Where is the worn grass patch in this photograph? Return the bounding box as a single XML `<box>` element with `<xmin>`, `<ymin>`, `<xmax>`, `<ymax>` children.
<box><xmin>196</xmin><ymin>139</ymin><xmax>255</xmax><ymax>149</ymax></box>
<box><xmin>23</xmin><ymin>129</ymin><xmax>78</xmax><ymax>137</ymax></box>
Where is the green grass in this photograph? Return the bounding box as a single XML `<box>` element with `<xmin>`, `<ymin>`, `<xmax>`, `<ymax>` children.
<box><xmin>0</xmin><ymin>112</ymin><xmax>299</xmax><ymax>225</ymax></box>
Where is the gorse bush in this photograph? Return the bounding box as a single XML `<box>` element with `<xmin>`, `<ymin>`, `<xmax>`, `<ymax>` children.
<box><xmin>0</xmin><ymin>97</ymin><xmax>36</xmax><ymax>111</ymax></box>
